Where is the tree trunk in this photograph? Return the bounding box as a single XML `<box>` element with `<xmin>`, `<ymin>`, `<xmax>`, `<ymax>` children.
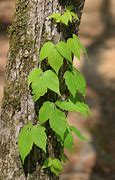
<box><xmin>0</xmin><ymin>0</ymin><xmax>85</xmax><ymax>179</ymax></box>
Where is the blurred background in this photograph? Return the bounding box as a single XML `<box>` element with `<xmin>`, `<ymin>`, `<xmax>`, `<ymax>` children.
<box><xmin>0</xmin><ymin>0</ymin><xmax>115</xmax><ymax>179</ymax></box>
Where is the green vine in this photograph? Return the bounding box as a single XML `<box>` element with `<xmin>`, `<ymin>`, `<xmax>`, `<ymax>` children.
<box><xmin>18</xmin><ymin>8</ymin><xmax>90</xmax><ymax>177</ymax></box>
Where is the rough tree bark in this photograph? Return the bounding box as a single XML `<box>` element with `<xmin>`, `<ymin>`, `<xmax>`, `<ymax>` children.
<box><xmin>0</xmin><ymin>0</ymin><xmax>85</xmax><ymax>179</ymax></box>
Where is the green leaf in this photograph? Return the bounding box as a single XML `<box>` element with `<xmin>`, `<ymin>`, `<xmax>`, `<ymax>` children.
<box><xmin>67</xmin><ymin>37</ymin><xmax>81</xmax><ymax>60</ymax></box>
<box><xmin>70</xmin><ymin>95</ymin><xmax>90</xmax><ymax>117</ymax></box>
<box><xmin>40</xmin><ymin>42</ymin><xmax>54</xmax><ymax>61</ymax></box>
<box><xmin>65</xmin><ymin>11</ymin><xmax>72</xmax><ymax>22</ymax></box>
<box><xmin>52</xmin><ymin>159</ymin><xmax>63</xmax><ymax>171</ymax></box>
<box><xmin>42</xmin><ymin>158</ymin><xmax>53</xmax><ymax>168</ymax></box>
<box><xmin>49</xmin><ymin>13</ymin><xmax>61</xmax><ymax>19</ymax></box>
<box><xmin>74</xmin><ymin>34</ymin><xmax>89</xmax><ymax>61</ymax></box>
<box><xmin>28</xmin><ymin>68</ymin><xmax>43</xmax><ymax>85</ymax></box>
<box><xmin>31</xmin><ymin>125</ymin><xmax>47</xmax><ymax>152</ymax></box>
<box><xmin>60</xmin><ymin>153</ymin><xmax>69</xmax><ymax>163</ymax></box>
<box><xmin>49</xmin><ymin>108</ymin><xmax>67</xmax><ymax>140</ymax></box>
<box><xmin>39</xmin><ymin>101</ymin><xmax>55</xmax><ymax>124</ymax></box>
<box><xmin>43</xmin><ymin>70</ymin><xmax>60</xmax><ymax>95</ymax></box>
<box><xmin>56</xmin><ymin>41</ymin><xmax>72</xmax><ymax>62</ymax></box>
<box><xmin>32</xmin><ymin>76</ymin><xmax>47</xmax><ymax>102</ymax></box>
<box><xmin>50</xmin><ymin>166</ymin><xmax>60</xmax><ymax>176</ymax></box>
<box><xmin>61</xmin><ymin>14</ymin><xmax>69</xmax><ymax>25</ymax></box>
<box><xmin>70</xmin><ymin>12</ymin><xmax>79</xmax><ymax>20</ymax></box>
<box><xmin>64</xmin><ymin>69</ymin><xmax>86</xmax><ymax>97</ymax></box>
<box><xmin>56</xmin><ymin>96</ymin><xmax>90</xmax><ymax>117</ymax></box>
<box><xmin>18</xmin><ymin>123</ymin><xmax>33</xmax><ymax>163</ymax></box>
<box><xmin>70</xmin><ymin>125</ymin><xmax>87</xmax><ymax>141</ymax></box>
<box><xmin>49</xmin><ymin>12</ymin><xmax>61</xmax><ymax>23</ymax></box>
<box><xmin>28</xmin><ymin>68</ymin><xmax>47</xmax><ymax>101</ymax></box>
<box><xmin>29</xmin><ymin>69</ymin><xmax>60</xmax><ymax>101</ymax></box>
<box><xmin>64</xmin><ymin>71</ymin><xmax>76</xmax><ymax>97</ymax></box>
<box><xmin>66</xmin><ymin>6</ymin><xmax>73</xmax><ymax>11</ymax></box>
<box><xmin>64</xmin><ymin>132</ymin><xmax>73</xmax><ymax>150</ymax></box>
<box><xmin>48</xmin><ymin>47</ymin><xmax>63</xmax><ymax>74</ymax></box>
<box><xmin>73</xmin><ymin>69</ymin><xmax>86</xmax><ymax>96</ymax></box>
<box><xmin>56</xmin><ymin>100</ymin><xmax>76</xmax><ymax>112</ymax></box>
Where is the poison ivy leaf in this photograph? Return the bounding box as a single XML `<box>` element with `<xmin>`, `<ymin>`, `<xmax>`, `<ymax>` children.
<box><xmin>43</xmin><ymin>70</ymin><xmax>60</xmax><ymax>95</ymax></box>
<box><xmin>39</xmin><ymin>101</ymin><xmax>55</xmax><ymax>124</ymax></box>
<box><xmin>50</xmin><ymin>166</ymin><xmax>60</xmax><ymax>176</ymax></box>
<box><xmin>49</xmin><ymin>12</ymin><xmax>61</xmax><ymax>23</ymax></box>
<box><xmin>31</xmin><ymin>125</ymin><xmax>47</xmax><ymax>152</ymax></box>
<box><xmin>42</xmin><ymin>158</ymin><xmax>53</xmax><ymax>168</ymax></box>
<box><xmin>28</xmin><ymin>68</ymin><xmax>43</xmax><ymax>85</ymax></box>
<box><xmin>49</xmin><ymin>10</ymin><xmax>78</xmax><ymax>26</ymax></box>
<box><xmin>56</xmin><ymin>96</ymin><xmax>90</xmax><ymax>117</ymax></box>
<box><xmin>67</xmin><ymin>37</ymin><xmax>81</xmax><ymax>60</ymax></box>
<box><xmin>64</xmin><ymin>11</ymin><xmax>72</xmax><ymax>22</ymax></box>
<box><xmin>64</xmin><ymin>132</ymin><xmax>73</xmax><ymax>150</ymax></box>
<box><xmin>29</xmin><ymin>69</ymin><xmax>60</xmax><ymax>101</ymax></box>
<box><xmin>40</xmin><ymin>42</ymin><xmax>54</xmax><ymax>61</ymax></box>
<box><xmin>56</xmin><ymin>41</ymin><xmax>72</xmax><ymax>62</ymax></box>
<box><xmin>40</xmin><ymin>42</ymin><xmax>63</xmax><ymax>73</ymax></box>
<box><xmin>73</xmin><ymin>34</ymin><xmax>86</xmax><ymax>53</ymax></box>
<box><xmin>56</xmin><ymin>100</ymin><xmax>77</xmax><ymax>112</ymax></box>
<box><xmin>73</xmin><ymin>69</ymin><xmax>86</xmax><ymax>96</ymax></box>
<box><xmin>32</xmin><ymin>76</ymin><xmax>47</xmax><ymax>102</ymax></box>
<box><xmin>52</xmin><ymin>159</ymin><xmax>63</xmax><ymax>171</ymax></box>
<box><xmin>70</xmin><ymin>12</ymin><xmax>79</xmax><ymax>20</ymax></box>
<box><xmin>70</xmin><ymin>125</ymin><xmax>87</xmax><ymax>141</ymax></box>
<box><xmin>18</xmin><ymin>123</ymin><xmax>33</xmax><ymax>163</ymax></box>
<box><xmin>48</xmin><ymin>47</ymin><xmax>63</xmax><ymax>74</ymax></box>
<box><xmin>49</xmin><ymin>13</ymin><xmax>61</xmax><ymax>21</ymax></box>
<box><xmin>70</xmin><ymin>95</ymin><xmax>90</xmax><ymax>117</ymax></box>
<box><xmin>66</xmin><ymin>5</ymin><xmax>73</xmax><ymax>11</ymax></box>
<box><xmin>64</xmin><ymin>69</ymin><xmax>86</xmax><ymax>97</ymax></box>
<box><xmin>61</xmin><ymin>14</ymin><xmax>69</xmax><ymax>25</ymax></box>
<box><xmin>49</xmin><ymin>108</ymin><xmax>67</xmax><ymax>140</ymax></box>
<box><xmin>73</xmin><ymin>34</ymin><xmax>89</xmax><ymax>61</ymax></box>
<box><xmin>60</xmin><ymin>153</ymin><xmax>69</xmax><ymax>163</ymax></box>
<box><xmin>64</xmin><ymin>71</ymin><xmax>76</xmax><ymax>97</ymax></box>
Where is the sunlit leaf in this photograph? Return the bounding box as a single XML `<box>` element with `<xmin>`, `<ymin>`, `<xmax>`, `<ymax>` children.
<box><xmin>39</xmin><ymin>101</ymin><xmax>55</xmax><ymax>124</ymax></box>
<box><xmin>70</xmin><ymin>12</ymin><xmax>79</xmax><ymax>20</ymax></box>
<box><xmin>50</xmin><ymin>166</ymin><xmax>60</xmax><ymax>176</ymax></box>
<box><xmin>31</xmin><ymin>125</ymin><xmax>47</xmax><ymax>152</ymax></box>
<box><xmin>64</xmin><ymin>71</ymin><xmax>76</xmax><ymax>97</ymax></box>
<box><xmin>64</xmin><ymin>132</ymin><xmax>73</xmax><ymax>150</ymax></box>
<box><xmin>42</xmin><ymin>158</ymin><xmax>53</xmax><ymax>168</ymax></box>
<box><xmin>28</xmin><ymin>68</ymin><xmax>43</xmax><ymax>85</ymax></box>
<box><xmin>49</xmin><ymin>13</ymin><xmax>61</xmax><ymax>19</ymax></box>
<box><xmin>52</xmin><ymin>159</ymin><xmax>63</xmax><ymax>171</ymax></box>
<box><xmin>48</xmin><ymin>47</ymin><xmax>63</xmax><ymax>74</ymax></box>
<box><xmin>43</xmin><ymin>70</ymin><xmax>60</xmax><ymax>95</ymax></box>
<box><xmin>70</xmin><ymin>125</ymin><xmax>88</xmax><ymax>141</ymax></box>
<box><xmin>61</xmin><ymin>14</ymin><xmax>69</xmax><ymax>25</ymax></box>
<box><xmin>49</xmin><ymin>108</ymin><xmax>67</xmax><ymax>140</ymax></box>
<box><xmin>73</xmin><ymin>68</ymin><xmax>86</xmax><ymax>96</ymax></box>
<box><xmin>56</xmin><ymin>41</ymin><xmax>72</xmax><ymax>62</ymax></box>
<box><xmin>18</xmin><ymin>123</ymin><xmax>33</xmax><ymax>163</ymax></box>
<box><xmin>56</xmin><ymin>95</ymin><xmax>90</xmax><ymax>117</ymax></box>
<box><xmin>32</xmin><ymin>76</ymin><xmax>47</xmax><ymax>102</ymax></box>
<box><xmin>67</xmin><ymin>37</ymin><xmax>81</xmax><ymax>60</ymax></box>
<box><xmin>65</xmin><ymin>11</ymin><xmax>72</xmax><ymax>22</ymax></box>
<box><xmin>40</xmin><ymin>42</ymin><xmax>54</xmax><ymax>61</ymax></box>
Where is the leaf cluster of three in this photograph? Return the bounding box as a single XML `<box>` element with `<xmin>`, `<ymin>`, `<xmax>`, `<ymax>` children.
<box><xmin>18</xmin><ymin>9</ymin><xmax>90</xmax><ymax>177</ymax></box>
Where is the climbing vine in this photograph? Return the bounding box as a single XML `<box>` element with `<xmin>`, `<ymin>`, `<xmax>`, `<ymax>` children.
<box><xmin>18</xmin><ymin>7</ymin><xmax>90</xmax><ymax>177</ymax></box>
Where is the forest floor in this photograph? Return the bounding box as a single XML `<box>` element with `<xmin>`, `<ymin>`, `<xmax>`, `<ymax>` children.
<box><xmin>0</xmin><ymin>0</ymin><xmax>115</xmax><ymax>180</ymax></box>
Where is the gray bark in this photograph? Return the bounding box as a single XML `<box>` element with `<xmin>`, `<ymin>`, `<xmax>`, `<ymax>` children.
<box><xmin>0</xmin><ymin>0</ymin><xmax>85</xmax><ymax>179</ymax></box>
